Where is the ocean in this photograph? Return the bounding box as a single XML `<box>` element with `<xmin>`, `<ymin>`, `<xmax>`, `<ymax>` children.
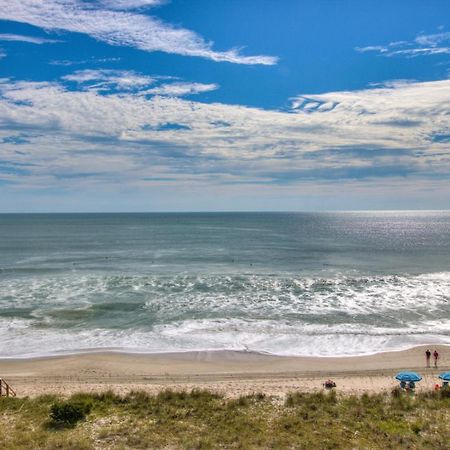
<box><xmin>1</xmin><ymin>211</ymin><xmax>449</xmax><ymax>358</ymax></box>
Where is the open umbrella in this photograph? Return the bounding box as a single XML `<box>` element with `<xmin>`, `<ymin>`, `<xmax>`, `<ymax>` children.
<box><xmin>395</xmin><ymin>371</ymin><xmax>422</xmax><ymax>382</ymax></box>
<box><xmin>438</xmin><ymin>372</ymin><xmax>450</xmax><ymax>381</ymax></box>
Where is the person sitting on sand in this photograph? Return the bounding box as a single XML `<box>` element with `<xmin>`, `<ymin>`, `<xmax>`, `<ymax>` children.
<box><xmin>323</xmin><ymin>379</ymin><xmax>336</xmax><ymax>389</ymax></box>
<box><xmin>433</xmin><ymin>350</ymin><xmax>439</xmax><ymax>368</ymax></box>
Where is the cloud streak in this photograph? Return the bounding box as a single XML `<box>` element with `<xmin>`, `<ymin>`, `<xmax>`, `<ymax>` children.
<box><xmin>0</xmin><ymin>0</ymin><xmax>277</xmax><ymax>65</ymax></box>
<box><xmin>61</xmin><ymin>69</ymin><xmax>217</xmax><ymax>96</ymax></box>
<box><xmin>98</xmin><ymin>0</ymin><xmax>166</xmax><ymax>10</ymax></box>
<box><xmin>145</xmin><ymin>82</ymin><xmax>219</xmax><ymax>97</ymax></box>
<box><xmin>0</xmin><ymin>33</ymin><xmax>61</xmax><ymax>44</ymax></box>
<box><xmin>356</xmin><ymin>30</ymin><xmax>450</xmax><ymax>57</ymax></box>
<box><xmin>62</xmin><ymin>69</ymin><xmax>155</xmax><ymax>91</ymax></box>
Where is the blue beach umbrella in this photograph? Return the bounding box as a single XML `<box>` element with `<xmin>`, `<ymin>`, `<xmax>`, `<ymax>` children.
<box><xmin>438</xmin><ymin>372</ymin><xmax>450</xmax><ymax>381</ymax></box>
<box><xmin>395</xmin><ymin>371</ymin><xmax>422</xmax><ymax>382</ymax></box>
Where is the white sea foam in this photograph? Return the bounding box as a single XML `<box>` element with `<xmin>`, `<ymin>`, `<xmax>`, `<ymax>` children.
<box><xmin>1</xmin><ymin>316</ymin><xmax>449</xmax><ymax>358</ymax></box>
<box><xmin>2</xmin><ymin>271</ymin><xmax>449</xmax><ymax>315</ymax></box>
<box><xmin>1</xmin><ymin>271</ymin><xmax>449</xmax><ymax>357</ymax></box>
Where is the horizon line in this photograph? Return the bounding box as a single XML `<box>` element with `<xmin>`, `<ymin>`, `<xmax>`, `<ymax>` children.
<box><xmin>1</xmin><ymin>209</ymin><xmax>450</xmax><ymax>215</ymax></box>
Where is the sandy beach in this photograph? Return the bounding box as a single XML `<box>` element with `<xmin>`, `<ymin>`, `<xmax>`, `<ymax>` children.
<box><xmin>1</xmin><ymin>344</ymin><xmax>448</xmax><ymax>398</ymax></box>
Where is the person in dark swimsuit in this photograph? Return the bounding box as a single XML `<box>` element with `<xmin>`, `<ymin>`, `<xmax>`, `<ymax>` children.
<box><xmin>433</xmin><ymin>350</ymin><xmax>439</xmax><ymax>368</ymax></box>
<box><xmin>425</xmin><ymin>349</ymin><xmax>431</xmax><ymax>368</ymax></box>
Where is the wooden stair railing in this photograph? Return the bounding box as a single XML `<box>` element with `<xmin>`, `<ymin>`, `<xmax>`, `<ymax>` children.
<box><xmin>0</xmin><ymin>378</ymin><xmax>16</xmax><ymax>397</ymax></box>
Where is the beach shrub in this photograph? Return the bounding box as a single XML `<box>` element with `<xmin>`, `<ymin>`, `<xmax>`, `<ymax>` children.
<box><xmin>91</xmin><ymin>389</ymin><xmax>124</xmax><ymax>405</ymax></box>
<box><xmin>49</xmin><ymin>399</ymin><xmax>92</xmax><ymax>426</ymax></box>
<box><xmin>156</xmin><ymin>388</ymin><xmax>220</xmax><ymax>404</ymax></box>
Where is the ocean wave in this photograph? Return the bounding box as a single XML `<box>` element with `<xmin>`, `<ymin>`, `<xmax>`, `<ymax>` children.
<box><xmin>1</xmin><ymin>271</ymin><xmax>449</xmax><ymax>322</ymax></box>
<box><xmin>1</xmin><ymin>317</ymin><xmax>449</xmax><ymax>358</ymax></box>
<box><xmin>0</xmin><ymin>271</ymin><xmax>449</xmax><ymax>356</ymax></box>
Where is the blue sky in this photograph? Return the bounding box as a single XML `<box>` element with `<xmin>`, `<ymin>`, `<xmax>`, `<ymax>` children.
<box><xmin>0</xmin><ymin>0</ymin><xmax>449</xmax><ymax>211</ymax></box>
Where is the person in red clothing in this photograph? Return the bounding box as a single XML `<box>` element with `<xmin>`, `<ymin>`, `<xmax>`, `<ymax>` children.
<box><xmin>425</xmin><ymin>349</ymin><xmax>431</xmax><ymax>367</ymax></box>
<box><xmin>433</xmin><ymin>350</ymin><xmax>439</xmax><ymax>368</ymax></box>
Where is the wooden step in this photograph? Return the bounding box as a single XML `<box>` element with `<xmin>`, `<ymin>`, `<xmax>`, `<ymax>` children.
<box><xmin>0</xmin><ymin>378</ymin><xmax>16</xmax><ymax>397</ymax></box>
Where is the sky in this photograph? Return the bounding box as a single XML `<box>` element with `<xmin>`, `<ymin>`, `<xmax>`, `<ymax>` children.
<box><xmin>0</xmin><ymin>0</ymin><xmax>449</xmax><ymax>212</ymax></box>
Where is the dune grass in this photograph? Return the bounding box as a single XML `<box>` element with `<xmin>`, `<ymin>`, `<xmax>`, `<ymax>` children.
<box><xmin>0</xmin><ymin>388</ymin><xmax>449</xmax><ymax>449</ymax></box>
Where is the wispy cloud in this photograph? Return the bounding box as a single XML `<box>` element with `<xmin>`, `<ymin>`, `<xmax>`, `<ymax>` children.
<box><xmin>145</xmin><ymin>82</ymin><xmax>219</xmax><ymax>97</ymax></box>
<box><xmin>415</xmin><ymin>31</ymin><xmax>450</xmax><ymax>46</ymax></box>
<box><xmin>98</xmin><ymin>0</ymin><xmax>166</xmax><ymax>10</ymax></box>
<box><xmin>62</xmin><ymin>69</ymin><xmax>155</xmax><ymax>91</ymax></box>
<box><xmin>0</xmin><ymin>49</ymin><xmax>5</xmax><ymax>59</ymax></box>
<box><xmin>61</xmin><ymin>69</ymin><xmax>213</xmax><ymax>96</ymax></box>
<box><xmin>49</xmin><ymin>57</ymin><xmax>121</xmax><ymax>66</ymax></box>
<box><xmin>356</xmin><ymin>29</ymin><xmax>450</xmax><ymax>58</ymax></box>
<box><xmin>355</xmin><ymin>45</ymin><xmax>389</xmax><ymax>54</ymax></box>
<box><xmin>0</xmin><ymin>33</ymin><xmax>61</xmax><ymax>45</ymax></box>
<box><xmin>388</xmin><ymin>47</ymin><xmax>450</xmax><ymax>57</ymax></box>
<box><xmin>0</xmin><ymin>0</ymin><xmax>277</xmax><ymax>65</ymax></box>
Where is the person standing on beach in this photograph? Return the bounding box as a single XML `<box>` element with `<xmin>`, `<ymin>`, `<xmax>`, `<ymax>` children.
<box><xmin>426</xmin><ymin>349</ymin><xmax>431</xmax><ymax>367</ymax></box>
<box><xmin>433</xmin><ymin>350</ymin><xmax>439</xmax><ymax>368</ymax></box>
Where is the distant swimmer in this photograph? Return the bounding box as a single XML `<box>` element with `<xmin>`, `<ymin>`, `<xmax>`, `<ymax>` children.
<box><xmin>426</xmin><ymin>349</ymin><xmax>431</xmax><ymax>368</ymax></box>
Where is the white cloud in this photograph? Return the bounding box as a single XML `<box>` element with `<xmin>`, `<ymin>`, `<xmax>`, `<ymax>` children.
<box><xmin>355</xmin><ymin>45</ymin><xmax>388</xmax><ymax>54</ymax></box>
<box><xmin>62</xmin><ymin>69</ymin><xmax>155</xmax><ymax>90</ymax></box>
<box><xmin>388</xmin><ymin>47</ymin><xmax>450</xmax><ymax>57</ymax></box>
<box><xmin>49</xmin><ymin>57</ymin><xmax>121</xmax><ymax>66</ymax></box>
<box><xmin>145</xmin><ymin>82</ymin><xmax>219</xmax><ymax>96</ymax></box>
<box><xmin>0</xmin><ymin>49</ymin><xmax>5</xmax><ymax>59</ymax></box>
<box><xmin>415</xmin><ymin>31</ymin><xmax>450</xmax><ymax>46</ymax></box>
<box><xmin>0</xmin><ymin>75</ymin><xmax>449</xmax><ymax>196</ymax></box>
<box><xmin>0</xmin><ymin>33</ymin><xmax>61</xmax><ymax>44</ymax></box>
<box><xmin>0</xmin><ymin>0</ymin><xmax>277</xmax><ymax>65</ymax></box>
<box><xmin>60</xmin><ymin>69</ymin><xmax>213</xmax><ymax>96</ymax></box>
<box><xmin>98</xmin><ymin>0</ymin><xmax>166</xmax><ymax>10</ymax></box>
<box><xmin>356</xmin><ymin>29</ymin><xmax>450</xmax><ymax>58</ymax></box>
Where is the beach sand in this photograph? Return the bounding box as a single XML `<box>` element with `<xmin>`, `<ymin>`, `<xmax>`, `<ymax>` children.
<box><xmin>1</xmin><ymin>345</ymin><xmax>448</xmax><ymax>398</ymax></box>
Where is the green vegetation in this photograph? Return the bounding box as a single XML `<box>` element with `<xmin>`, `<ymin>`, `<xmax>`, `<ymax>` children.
<box><xmin>49</xmin><ymin>399</ymin><xmax>93</xmax><ymax>427</ymax></box>
<box><xmin>0</xmin><ymin>388</ymin><xmax>449</xmax><ymax>449</ymax></box>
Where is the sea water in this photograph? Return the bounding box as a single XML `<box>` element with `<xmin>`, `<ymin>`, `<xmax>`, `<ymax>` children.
<box><xmin>0</xmin><ymin>211</ymin><xmax>449</xmax><ymax>357</ymax></box>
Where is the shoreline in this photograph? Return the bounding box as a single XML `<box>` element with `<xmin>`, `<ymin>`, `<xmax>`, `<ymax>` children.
<box><xmin>2</xmin><ymin>340</ymin><xmax>449</xmax><ymax>361</ymax></box>
<box><xmin>1</xmin><ymin>344</ymin><xmax>448</xmax><ymax>398</ymax></box>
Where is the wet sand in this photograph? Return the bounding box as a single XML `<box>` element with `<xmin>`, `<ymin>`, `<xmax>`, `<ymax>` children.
<box><xmin>1</xmin><ymin>345</ymin><xmax>448</xmax><ymax>398</ymax></box>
